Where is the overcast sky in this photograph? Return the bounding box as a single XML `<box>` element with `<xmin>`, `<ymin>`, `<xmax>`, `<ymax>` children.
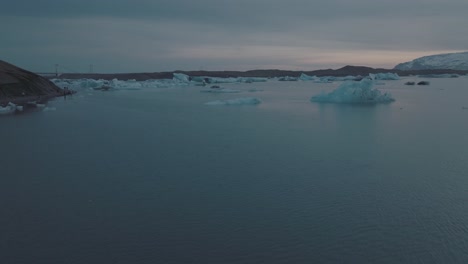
<box><xmin>1</xmin><ymin>0</ymin><xmax>467</xmax><ymax>73</ymax></box>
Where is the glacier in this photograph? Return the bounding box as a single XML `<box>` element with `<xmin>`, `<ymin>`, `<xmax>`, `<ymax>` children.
<box><xmin>205</xmin><ymin>97</ymin><xmax>261</xmax><ymax>106</ymax></box>
<box><xmin>311</xmin><ymin>78</ymin><xmax>395</xmax><ymax>104</ymax></box>
<box><xmin>394</xmin><ymin>51</ymin><xmax>468</xmax><ymax>70</ymax></box>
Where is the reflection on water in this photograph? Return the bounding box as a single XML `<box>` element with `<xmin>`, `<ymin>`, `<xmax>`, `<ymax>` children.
<box><xmin>1</xmin><ymin>78</ymin><xmax>468</xmax><ymax>263</ymax></box>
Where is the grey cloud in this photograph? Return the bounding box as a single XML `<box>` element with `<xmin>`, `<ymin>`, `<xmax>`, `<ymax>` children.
<box><xmin>1</xmin><ymin>0</ymin><xmax>467</xmax><ymax>72</ymax></box>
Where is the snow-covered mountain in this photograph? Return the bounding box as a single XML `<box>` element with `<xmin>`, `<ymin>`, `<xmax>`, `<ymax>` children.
<box><xmin>394</xmin><ymin>51</ymin><xmax>468</xmax><ymax>70</ymax></box>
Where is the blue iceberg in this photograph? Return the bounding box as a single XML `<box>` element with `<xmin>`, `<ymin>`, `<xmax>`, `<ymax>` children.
<box><xmin>311</xmin><ymin>79</ymin><xmax>395</xmax><ymax>104</ymax></box>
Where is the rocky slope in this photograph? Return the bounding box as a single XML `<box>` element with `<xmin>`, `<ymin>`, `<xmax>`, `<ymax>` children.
<box><xmin>0</xmin><ymin>60</ymin><xmax>66</xmax><ymax>106</ymax></box>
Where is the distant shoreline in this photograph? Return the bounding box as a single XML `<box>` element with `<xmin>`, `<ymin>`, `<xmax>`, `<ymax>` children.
<box><xmin>55</xmin><ymin>66</ymin><xmax>468</xmax><ymax>81</ymax></box>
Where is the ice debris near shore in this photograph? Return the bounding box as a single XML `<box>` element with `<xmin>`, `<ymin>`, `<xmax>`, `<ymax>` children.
<box><xmin>205</xmin><ymin>97</ymin><xmax>261</xmax><ymax>106</ymax></box>
<box><xmin>0</xmin><ymin>102</ymin><xmax>24</xmax><ymax>115</ymax></box>
<box><xmin>51</xmin><ymin>73</ymin><xmax>268</xmax><ymax>91</ymax></box>
<box><xmin>311</xmin><ymin>78</ymin><xmax>395</xmax><ymax>104</ymax></box>
<box><xmin>52</xmin><ymin>78</ymin><xmax>186</xmax><ymax>90</ymax></box>
<box><xmin>50</xmin><ymin>72</ymin><xmax>401</xmax><ymax>92</ymax></box>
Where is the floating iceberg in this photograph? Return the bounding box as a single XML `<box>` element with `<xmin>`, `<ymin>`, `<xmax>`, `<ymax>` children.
<box><xmin>311</xmin><ymin>79</ymin><xmax>395</xmax><ymax>104</ymax></box>
<box><xmin>173</xmin><ymin>73</ymin><xmax>190</xmax><ymax>83</ymax></box>
<box><xmin>299</xmin><ymin>73</ymin><xmax>316</xmax><ymax>81</ymax></box>
<box><xmin>205</xmin><ymin>97</ymin><xmax>261</xmax><ymax>106</ymax></box>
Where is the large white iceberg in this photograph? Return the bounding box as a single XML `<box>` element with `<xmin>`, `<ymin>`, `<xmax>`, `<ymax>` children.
<box><xmin>311</xmin><ymin>79</ymin><xmax>395</xmax><ymax>104</ymax></box>
<box><xmin>205</xmin><ymin>97</ymin><xmax>261</xmax><ymax>106</ymax></box>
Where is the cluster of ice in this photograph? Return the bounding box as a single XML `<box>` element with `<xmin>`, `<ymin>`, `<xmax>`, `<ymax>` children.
<box><xmin>369</xmin><ymin>73</ymin><xmax>400</xmax><ymax>80</ymax></box>
<box><xmin>51</xmin><ymin>78</ymin><xmax>185</xmax><ymax>91</ymax></box>
<box><xmin>205</xmin><ymin>97</ymin><xmax>261</xmax><ymax>106</ymax></box>
<box><xmin>0</xmin><ymin>102</ymin><xmax>23</xmax><ymax>115</ymax></box>
<box><xmin>311</xmin><ymin>78</ymin><xmax>395</xmax><ymax>104</ymax></box>
<box><xmin>298</xmin><ymin>74</ymin><xmax>359</xmax><ymax>83</ymax></box>
<box><xmin>52</xmin><ymin>73</ymin><xmax>269</xmax><ymax>91</ymax></box>
<box><xmin>298</xmin><ymin>73</ymin><xmax>399</xmax><ymax>83</ymax></box>
<box><xmin>190</xmin><ymin>75</ymin><xmax>267</xmax><ymax>85</ymax></box>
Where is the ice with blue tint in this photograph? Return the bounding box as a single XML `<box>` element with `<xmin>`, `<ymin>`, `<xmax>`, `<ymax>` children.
<box><xmin>110</xmin><ymin>79</ymin><xmax>143</xmax><ymax>90</ymax></box>
<box><xmin>173</xmin><ymin>73</ymin><xmax>191</xmax><ymax>83</ymax></box>
<box><xmin>0</xmin><ymin>102</ymin><xmax>26</xmax><ymax>115</ymax></box>
<box><xmin>300</xmin><ymin>74</ymin><xmax>361</xmax><ymax>82</ymax></box>
<box><xmin>311</xmin><ymin>78</ymin><xmax>395</xmax><ymax>104</ymax></box>
<box><xmin>205</xmin><ymin>97</ymin><xmax>261</xmax><ymax>106</ymax></box>
<box><xmin>299</xmin><ymin>73</ymin><xmax>316</xmax><ymax>81</ymax></box>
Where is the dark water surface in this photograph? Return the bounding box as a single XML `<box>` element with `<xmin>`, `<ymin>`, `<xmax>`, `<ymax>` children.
<box><xmin>1</xmin><ymin>78</ymin><xmax>468</xmax><ymax>263</ymax></box>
